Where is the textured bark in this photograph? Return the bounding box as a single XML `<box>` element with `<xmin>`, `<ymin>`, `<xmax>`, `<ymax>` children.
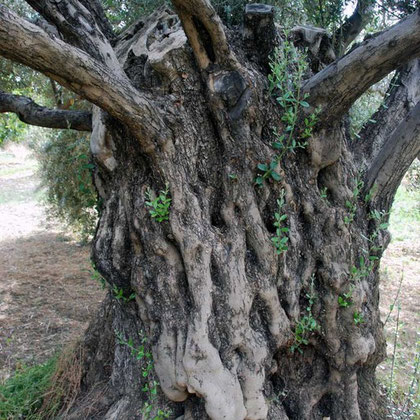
<box><xmin>0</xmin><ymin>91</ymin><xmax>91</xmax><ymax>131</ymax></box>
<box><xmin>1</xmin><ymin>2</ymin><xmax>420</xmax><ymax>419</ymax></box>
<box><xmin>356</xmin><ymin>59</ymin><xmax>420</xmax><ymax>210</ymax></box>
<box><xmin>355</xmin><ymin>59</ymin><xmax>420</xmax><ymax>168</ymax></box>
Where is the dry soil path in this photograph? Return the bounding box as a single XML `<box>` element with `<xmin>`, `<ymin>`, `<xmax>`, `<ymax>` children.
<box><xmin>0</xmin><ymin>144</ymin><xmax>104</xmax><ymax>382</ymax></box>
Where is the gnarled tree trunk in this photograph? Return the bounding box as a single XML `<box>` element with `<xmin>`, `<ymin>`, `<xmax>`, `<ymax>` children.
<box><xmin>1</xmin><ymin>2</ymin><xmax>419</xmax><ymax>419</ymax></box>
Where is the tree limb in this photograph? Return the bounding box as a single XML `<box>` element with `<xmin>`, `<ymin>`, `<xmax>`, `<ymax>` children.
<box><xmin>0</xmin><ymin>5</ymin><xmax>167</xmax><ymax>153</ymax></box>
<box><xmin>0</xmin><ymin>91</ymin><xmax>91</xmax><ymax>131</ymax></box>
<box><xmin>24</xmin><ymin>0</ymin><xmax>118</xmax><ymax>68</ymax></box>
<box><xmin>78</xmin><ymin>0</ymin><xmax>115</xmax><ymax>43</ymax></box>
<box><xmin>303</xmin><ymin>10</ymin><xmax>420</xmax><ymax>124</ymax></box>
<box><xmin>364</xmin><ymin>101</ymin><xmax>420</xmax><ymax>210</ymax></box>
<box><xmin>355</xmin><ymin>59</ymin><xmax>420</xmax><ymax>169</ymax></box>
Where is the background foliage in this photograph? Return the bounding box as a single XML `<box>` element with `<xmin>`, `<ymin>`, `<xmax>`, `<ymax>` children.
<box><xmin>32</xmin><ymin>131</ymin><xmax>98</xmax><ymax>241</ymax></box>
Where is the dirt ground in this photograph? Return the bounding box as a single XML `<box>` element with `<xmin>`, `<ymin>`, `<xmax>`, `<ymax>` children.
<box><xmin>0</xmin><ymin>144</ymin><xmax>104</xmax><ymax>382</ymax></box>
<box><xmin>379</xmin><ymin>240</ymin><xmax>420</xmax><ymax>399</ymax></box>
<box><xmin>0</xmin><ymin>144</ymin><xmax>418</xmax><ymax>404</ymax></box>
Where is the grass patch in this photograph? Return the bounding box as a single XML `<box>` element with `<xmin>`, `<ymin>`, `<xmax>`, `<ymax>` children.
<box><xmin>0</xmin><ymin>343</ymin><xmax>84</xmax><ymax>419</ymax></box>
<box><xmin>0</xmin><ymin>357</ymin><xmax>57</xmax><ymax>419</ymax></box>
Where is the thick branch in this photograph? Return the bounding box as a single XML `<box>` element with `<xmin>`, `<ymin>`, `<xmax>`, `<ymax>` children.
<box><xmin>355</xmin><ymin>59</ymin><xmax>420</xmax><ymax>168</ymax></box>
<box><xmin>78</xmin><ymin>0</ymin><xmax>115</xmax><ymax>42</ymax></box>
<box><xmin>25</xmin><ymin>0</ymin><xmax>116</xmax><ymax>62</ymax></box>
<box><xmin>0</xmin><ymin>5</ymin><xmax>166</xmax><ymax>152</ymax></box>
<box><xmin>304</xmin><ymin>10</ymin><xmax>420</xmax><ymax>124</ymax></box>
<box><xmin>333</xmin><ymin>0</ymin><xmax>374</xmax><ymax>55</ymax></box>
<box><xmin>365</xmin><ymin>101</ymin><xmax>420</xmax><ymax>210</ymax></box>
<box><xmin>0</xmin><ymin>91</ymin><xmax>91</xmax><ymax>131</ymax></box>
<box><xmin>170</xmin><ymin>0</ymin><xmax>237</xmax><ymax>70</ymax></box>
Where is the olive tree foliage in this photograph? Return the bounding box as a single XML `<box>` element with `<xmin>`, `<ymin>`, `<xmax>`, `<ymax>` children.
<box><xmin>1</xmin><ymin>1</ymin><xmax>420</xmax><ymax>419</ymax></box>
<box><xmin>33</xmin><ymin>130</ymin><xmax>98</xmax><ymax>239</ymax></box>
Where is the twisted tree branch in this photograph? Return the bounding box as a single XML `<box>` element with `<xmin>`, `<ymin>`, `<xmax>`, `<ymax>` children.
<box><xmin>24</xmin><ymin>0</ymin><xmax>118</xmax><ymax>68</ymax></box>
<box><xmin>170</xmin><ymin>0</ymin><xmax>238</xmax><ymax>70</ymax></box>
<box><xmin>0</xmin><ymin>91</ymin><xmax>91</xmax><ymax>131</ymax></box>
<box><xmin>304</xmin><ymin>10</ymin><xmax>420</xmax><ymax>124</ymax></box>
<box><xmin>365</xmin><ymin>101</ymin><xmax>420</xmax><ymax>210</ymax></box>
<box><xmin>0</xmin><ymin>5</ymin><xmax>167</xmax><ymax>153</ymax></box>
<box><xmin>355</xmin><ymin>59</ymin><xmax>420</xmax><ymax>169</ymax></box>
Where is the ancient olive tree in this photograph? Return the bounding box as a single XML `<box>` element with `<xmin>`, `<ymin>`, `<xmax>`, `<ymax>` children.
<box><xmin>1</xmin><ymin>1</ymin><xmax>419</xmax><ymax>419</ymax></box>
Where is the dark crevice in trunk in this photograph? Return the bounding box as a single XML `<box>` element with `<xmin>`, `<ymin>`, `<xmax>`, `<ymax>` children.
<box><xmin>192</xmin><ymin>17</ymin><xmax>216</xmax><ymax>63</ymax></box>
<box><xmin>209</xmin><ymin>187</ymin><xmax>227</xmax><ymax>230</ymax></box>
<box><xmin>249</xmin><ymin>295</ymin><xmax>271</xmax><ymax>339</ymax></box>
<box><xmin>316</xmin><ymin>392</ymin><xmax>334</xmax><ymax>417</ymax></box>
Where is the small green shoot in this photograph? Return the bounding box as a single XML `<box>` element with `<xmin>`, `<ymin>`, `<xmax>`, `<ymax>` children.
<box><xmin>257</xmin><ymin>30</ymin><xmax>319</xmax><ymax>185</ymax></box>
<box><xmin>255</xmin><ymin>160</ymin><xmax>281</xmax><ymax>185</ymax></box>
<box><xmin>353</xmin><ymin>311</ymin><xmax>365</xmax><ymax>326</ymax></box>
<box><xmin>291</xmin><ymin>274</ymin><xmax>319</xmax><ymax>354</ymax></box>
<box><xmin>320</xmin><ymin>186</ymin><xmax>328</xmax><ymax>200</ymax></box>
<box><xmin>338</xmin><ymin>286</ymin><xmax>354</xmax><ymax>308</ymax></box>
<box><xmin>88</xmin><ymin>262</ymin><xmax>106</xmax><ymax>289</ymax></box>
<box><xmin>369</xmin><ymin>209</ymin><xmax>389</xmax><ymax>230</ymax></box>
<box><xmin>145</xmin><ymin>184</ymin><xmax>171</xmax><ymax>222</ymax></box>
<box><xmin>345</xmin><ymin>177</ymin><xmax>364</xmax><ymax>224</ymax></box>
<box><xmin>112</xmin><ymin>285</ymin><xmax>135</xmax><ymax>303</ymax></box>
<box><xmin>271</xmin><ymin>190</ymin><xmax>289</xmax><ymax>255</ymax></box>
<box><xmin>364</xmin><ymin>184</ymin><xmax>378</xmax><ymax>203</ymax></box>
<box><xmin>115</xmin><ymin>331</ymin><xmax>172</xmax><ymax>420</ymax></box>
